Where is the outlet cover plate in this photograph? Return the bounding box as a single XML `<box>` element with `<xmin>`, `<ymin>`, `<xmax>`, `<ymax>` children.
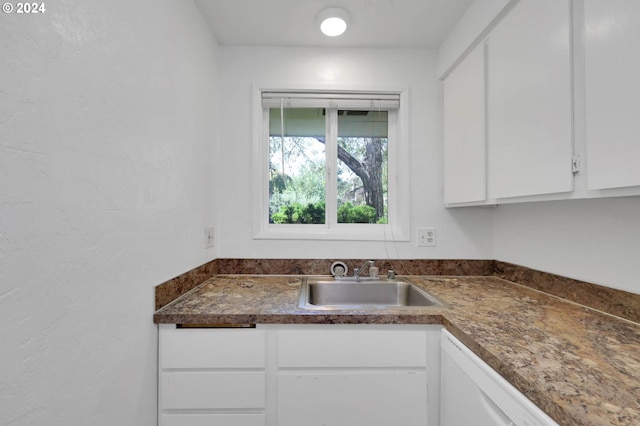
<box><xmin>205</xmin><ymin>227</ymin><xmax>215</xmax><ymax>249</ymax></box>
<box><xmin>417</xmin><ymin>227</ymin><xmax>436</xmax><ymax>247</ymax></box>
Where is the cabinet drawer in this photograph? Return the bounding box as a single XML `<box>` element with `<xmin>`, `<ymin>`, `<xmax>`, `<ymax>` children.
<box><xmin>159</xmin><ymin>325</ymin><xmax>265</xmax><ymax>369</ymax></box>
<box><xmin>277</xmin><ymin>325</ymin><xmax>427</xmax><ymax>368</ymax></box>
<box><xmin>161</xmin><ymin>371</ymin><xmax>265</xmax><ymax>409</ymax></box>
<box><xmin>161</xmin><ymin>414</ymin><xmax>265</xmax><ymax>426</ymax></box>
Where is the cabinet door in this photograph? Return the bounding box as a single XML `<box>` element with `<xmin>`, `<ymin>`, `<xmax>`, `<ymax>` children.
<box><xmin>488</xmin><ymin>0</ymin><xmax>573</xmax><ymax>199</ymax></box>
<box><xmin>441</xmin><ymin>330</ymin><xmax>558</xmax><ymax>426</ymax></box>
<box><xmin>444</xmin><ymin>42</ymin><xmax>487</xmax><ymax>205</ymax></box>
<box><xmin>441</xmin><ymin>350</ymin><xmax>513</xmax><ymax>425</ymax></box>
<box><xmin>274</xmin><ymin>324</ymin><xmax>439</xmax><ymax>426</ymax></box>
<box><xmin>277</xmin><ymin>372</ymin><xmax>427</xmax><ymax>426</ymax></box>
<box><xmin>584</xmin><ymin>0</ymin><xmax>640</xmax><ymax>190</ymax></box>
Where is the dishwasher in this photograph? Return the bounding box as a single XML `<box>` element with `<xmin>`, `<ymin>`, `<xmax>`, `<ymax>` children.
<box><xmin>440</xmin><ymin>330</ymin><xmax>558</xmax><ymax>426</ymax></box>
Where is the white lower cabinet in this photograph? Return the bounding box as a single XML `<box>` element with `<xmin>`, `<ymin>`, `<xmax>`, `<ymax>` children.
<box><xmin>274</xmin><ymin>324</ymin><xmax>440</xmax><ymax>426</ymax></box>
<box><xmin>160</xmin><ymin>324</ymin><xmax>557</xmax><ymax>425</ymax></box>
<box><xmin>158</xmin><ymin>324</ymin><xmax>267</xmax><ymax>426</ymax></box>
<box><xmin>159</xmin><ymin>323</ymin><xmax>441</xmax><ymax>426</ymax></box>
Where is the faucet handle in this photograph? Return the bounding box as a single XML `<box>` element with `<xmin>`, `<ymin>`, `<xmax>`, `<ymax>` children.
<box><xmin>369</xmin><ymin>265</ymin><xmax>379</xmax><ymax>278</ymax></box>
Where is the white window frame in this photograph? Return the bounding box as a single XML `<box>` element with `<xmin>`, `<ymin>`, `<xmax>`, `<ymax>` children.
<box><xmin>252</xmin><ymin>85</ymin><xmax>410</xmax><ymax>241</ymax></box>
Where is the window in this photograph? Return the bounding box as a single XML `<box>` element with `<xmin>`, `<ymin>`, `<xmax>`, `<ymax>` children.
<box><xmin>253</xmin><ymin>89</ymin><xmax>409</xmax><ymax>241</ymax></box>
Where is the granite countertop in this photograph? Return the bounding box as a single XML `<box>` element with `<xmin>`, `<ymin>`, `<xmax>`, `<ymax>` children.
<box><xmin>154</xmin><ymin>274</ymin><xmax>640</xmax><ymax>426</ymax></box>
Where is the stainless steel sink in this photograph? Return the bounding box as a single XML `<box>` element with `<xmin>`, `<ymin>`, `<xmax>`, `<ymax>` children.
<box><xmin>297</xmin><ymin>276</ymin><xmax>447</xmax><ymax>310</ymax></box>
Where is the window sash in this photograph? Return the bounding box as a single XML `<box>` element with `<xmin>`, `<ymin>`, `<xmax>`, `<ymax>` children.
<box><xmin>267</xmin><ymin>107</ymin><xmax>394</xmax><ymax>228</ymax></box>
<box><xmin>254</xmin><ymin>87</ymin><xmax>409</xmax><ymax>241</ymax></box>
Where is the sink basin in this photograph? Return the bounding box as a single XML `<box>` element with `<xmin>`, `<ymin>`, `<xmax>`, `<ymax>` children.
<box><xmin>297</xmin><ymin>277</ymin><xmax>447</xmax><ymax>310</ymax></box>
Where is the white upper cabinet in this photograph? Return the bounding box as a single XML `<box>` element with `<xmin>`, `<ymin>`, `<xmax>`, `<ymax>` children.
<box><xmin>440</xmin><ymin>0</ymin><xmax>640</xmax><ymax>207</ymax></box>
<box><xmin>444</xmin><ymin>42</ymin><xmax>487</xmax><ymax>205</ymax></box>
<box><xmin>487</xmin><ymin>0</ymin><xmax>574</xmax><ymax>199</ymax></box>
<box><xmin>584</xmin><ymin>0</ymin><xmax>640</xmax><ymax>190</ymax></box>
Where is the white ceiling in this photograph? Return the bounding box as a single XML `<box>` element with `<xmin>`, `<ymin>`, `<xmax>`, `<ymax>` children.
<box><xmin>195</xmin><ymin>0</ymin><xmax>474</xmax><ymax>48</ymax></box>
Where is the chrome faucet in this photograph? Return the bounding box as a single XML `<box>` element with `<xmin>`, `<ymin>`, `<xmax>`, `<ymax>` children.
<box><xmin>353</xmin><ymin>260</ymin><xmax>375</xmax><ymax>280</ymax></box>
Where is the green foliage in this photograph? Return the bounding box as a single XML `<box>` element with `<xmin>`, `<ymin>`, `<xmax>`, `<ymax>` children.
<box><xmin>269</xmin><ymin>170</ymin><xmax>290</xmax><ymax>195</ymax></box>
<box><xmin>337</xmin><ymin>202</ymin><xmax>377</xmax><ymax>224</ymax></box>
<box><xmin>298</xmin><ymin>202</ymin><xmax>325</xmax><ymax>224</ymax></box>
<box><xmin>269</xmin><ymin>136</ymin><xmax>326</xmax><ymax>220</ymax></box>
<box><xmin>272</xmin><ymin>202</ymin><xmax>326</xmax><ymax>224</ymax></box>
<box><xmin>269</xmin><ymin>134</ymin><xmax>389</xmax><ymax>225</ymax></box>
<box><xmin>272</xmin><ymin>202</ymin><xmax>378</xmax><ymax>224</ymax></box>
<box><xmin>271</xmin><ymin>205</ymin><xmax>296</xmax><ymax>224</ymax></box>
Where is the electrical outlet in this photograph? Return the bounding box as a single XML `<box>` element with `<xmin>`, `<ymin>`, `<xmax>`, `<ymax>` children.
<box><xmin>205</xmin><ymin>227</ymin><xmax>215</xmax><ymax>249</ymax></box>
<box><xmin>417</xmin><ymin>227</ymin><xmax>436</xmax><ymax>247</ymax></box>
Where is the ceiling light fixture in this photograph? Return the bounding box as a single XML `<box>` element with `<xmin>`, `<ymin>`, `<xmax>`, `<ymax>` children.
<box><xmin>317</xmin><ymin>7</ymin><xmax>350</xmax><ymax>37</ymax></box>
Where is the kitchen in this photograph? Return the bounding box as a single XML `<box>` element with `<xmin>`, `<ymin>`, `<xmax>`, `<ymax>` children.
<box><xmin>2</xmin><ymin>0</ymin><xmax>639</xmax><ymax>425</ymax></box>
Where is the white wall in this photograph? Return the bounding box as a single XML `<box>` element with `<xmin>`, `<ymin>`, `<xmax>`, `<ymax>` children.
<box><xmin>0</xmin><ymin>1</ymin><xmax>219</xmax><ymax>425</ymax></box>
<box><xmin>494</xmin><ymin>197</ymin><xmax>640</xmax><ymax>294</ymax></box>
<box><xmin>217</xmin><ymin>46</ymin><xmax>494</xmax><ymax>259</ymax></box>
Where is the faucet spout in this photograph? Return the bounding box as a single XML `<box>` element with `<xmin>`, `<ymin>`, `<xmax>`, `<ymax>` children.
<box><xmin>353</xmin><ymin>260</ymin><xmax>375</xmax><ymax>280</ymax></box>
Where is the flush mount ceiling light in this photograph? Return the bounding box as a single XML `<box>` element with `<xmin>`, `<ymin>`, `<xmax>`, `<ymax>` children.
<box><xmin>317</xmin><ymin>7</ymin><xmax>351</xmax><ymax>37</ymax></box>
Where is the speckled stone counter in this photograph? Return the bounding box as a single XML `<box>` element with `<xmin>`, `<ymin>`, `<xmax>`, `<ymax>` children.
<box><xmin>154</xmin><ymin>274</ymin><xmax>640</xmax><ymax>426</ymax></box>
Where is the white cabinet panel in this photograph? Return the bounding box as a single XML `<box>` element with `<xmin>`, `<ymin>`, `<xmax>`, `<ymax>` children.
<box><xmin>161</xmin><ymin>371</ymin><xmax>265</xmax><ymax>409</ymax></box>
<box><xmin>488</xmin><ymin>0</ymin><xmax>574</xmax><ymax>199</ymax></box>
<box><xmin>584</xmin><ymin>0</ymin><xmax>640</xmax><ymax>190</ymax></box>
<box><xmin>158</xmin><ymin>325</ymin><xmax>267</xmax><ymax>424</ymax></box>
<box><xmin>161</xmin><ymin>414</ymin><xmax>265</xmax><ymax>426</ymax></box>
<box><xmin>277</xmin><ymin>324</ymin><xmax>427</xmax><ymax>368</ymax></box>
<box><xmin>277</xmin><ymin>372</ymin><xmax>428</xmax><ymax>426</ymax></box>
<box><xmin>159</xmin><ymin>324</ymin><xmax>440</xmax><ymax>425</ymax></box>
<box><xmin>444</xmin><ymin>42</ymin><xmax>487</xmax><ymax>204</ymax></box>
<box><xmin>274</xmin><ymin>324</ymin><xmax>438</xmax><ymax>426</ymax></box>
<box><xmin>441</xmin><ymin>348</ymin><xmax>513</xmax><ymax>425</ymax></box>
<box><xmin>160</xmin><ymin>326</ymin><xmax>265</xmax><ymax>369</ymax></box>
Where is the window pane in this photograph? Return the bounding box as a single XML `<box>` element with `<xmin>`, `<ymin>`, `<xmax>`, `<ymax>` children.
<box><xmin>337</xmin><ymin>110</ymin><xmax>388</xmax><ymax>224</ymax></box>
<box><xmin>269</xmin><ymin>108</ymin><xmax>326</xmax><ymax>224</ymax></box>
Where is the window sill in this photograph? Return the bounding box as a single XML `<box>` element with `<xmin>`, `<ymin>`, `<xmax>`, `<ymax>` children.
<box><xmin>253</xmin><ymin>225</ymin><xmax>409</xmax><ymax>242</ymax></box>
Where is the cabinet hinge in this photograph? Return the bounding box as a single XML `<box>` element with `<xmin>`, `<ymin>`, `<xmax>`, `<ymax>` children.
<box><xmin>572</xmin><ymin>154</ymin><xmax>582</xmax><ymax>174</ymax></box>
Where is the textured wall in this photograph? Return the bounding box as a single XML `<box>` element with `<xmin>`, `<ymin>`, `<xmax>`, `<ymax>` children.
<box><xmin>0</xmin><ymin>1</ymin><xmax>219</xmax><ymax>424</ymax></box>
